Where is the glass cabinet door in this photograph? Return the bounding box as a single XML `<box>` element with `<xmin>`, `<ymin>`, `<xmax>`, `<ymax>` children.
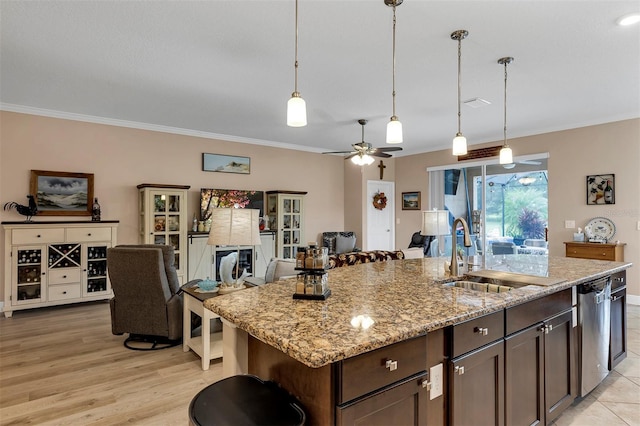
<box><xmin>86</xmin><ymin>244</ymin><xmax>109</xmax><ymax>294</ymax></box>
<box><xmin>151</xmin><ymin>191</ymin><xmax>183</xmax><ymax>269</ymax></box>
<box><xmin>14</xmin><ymin>247</ymin><xmax>44</xmax><ymax>302</ymax></box>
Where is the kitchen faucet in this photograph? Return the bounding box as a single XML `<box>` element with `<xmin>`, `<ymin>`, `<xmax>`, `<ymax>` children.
<box><xmin>450</xmin><ymin>217</ymin><xmax>472</xmax><ymax>276</ymax></box>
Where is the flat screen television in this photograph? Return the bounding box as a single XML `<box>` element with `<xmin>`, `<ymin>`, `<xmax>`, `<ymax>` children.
<box><xmin>200</xmin><ymin>188</ymin><xmax>264</xmax><ymax>221</ymax></box>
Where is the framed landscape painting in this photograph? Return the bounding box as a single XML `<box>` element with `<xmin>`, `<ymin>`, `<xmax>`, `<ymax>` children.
<box><xmin>402</xmin><ymin>192</ymin><xmax>421</xmax><ymax>210</ymax></box>
<box><xmin>30</xmin><ymin>170</ymin><xmax>94</xmax><ymax>216</ymax></box>
<box><xmin>202</xmin><ymin>153</ymin><xmax>250</xmax><ymax>174</ymax></box>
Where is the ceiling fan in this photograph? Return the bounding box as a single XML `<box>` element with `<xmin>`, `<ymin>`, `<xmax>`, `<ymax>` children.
<box><xmin>322</xmin><ymin>119</ymin><xmax>402</xmax><ymax>165</ymax></box>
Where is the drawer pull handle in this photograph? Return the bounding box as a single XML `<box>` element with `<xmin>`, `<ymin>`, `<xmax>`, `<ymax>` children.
<box><xmin>455</xmin><ymin>366</ymin><xmax>465</xmax><ymax>375</ymax></box>
<box><xmin>37</xmin><ymin>234</ymin><xmax>41</xmax><ymax>238</ymax></box>
<box><xmin>87</xmin><ymin>233</ymin><xmax>92</xmax><ymax>236</ymax></box>
<box><xmin>63</xmin><ymin>275</ymin><xmax>67</xmax><ymax>278</ymax></box>
<box><xmin>474</xmin><ymin>327</ymin><xmax>488</xmax><ymax>336</ymax></box>
<box><xmin>62</xmin><ymin>291</ymin><xmax>67</xmax><ymax>294</ymax></box>
<box><xmin>611</xmin><ymin>295</ymin><xmax>619</xmax><ymax>302</ymax></box>
<box><xmin>615</xmin><ymin>277</ymin><xmax>625</xmax><ymax>283</ymax></box>
<box><xmin>542</xmin><ymin>324</ymin><xmax>553</xmax><ymax>334</ymax></box>
<box><xmin>422</xmin><ymin>379</ymin><xmax>431</xmax><ymax>390</ymax></box>
<box><xmin>385</xmin><ymin>360</ymin><xmax>398</xmax><ymax>371</ymax></box>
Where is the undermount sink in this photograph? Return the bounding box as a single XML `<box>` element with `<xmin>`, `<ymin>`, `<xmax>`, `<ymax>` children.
<box><xmin>444</xmin><ymin>270</ymin><xmax>567</xmax><ymax>293</ymax></box>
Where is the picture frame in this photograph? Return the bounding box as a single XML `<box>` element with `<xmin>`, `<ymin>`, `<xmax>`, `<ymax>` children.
<box><xmin>202</xmin><ymin>153</ymin><xmax>250</xmax><ymax>174</ymax></box>
<box><xmin>30</xmin><ymin>170</ymin><xmax>94</xmax><ymax>216</ymax></box>
<box><xmin>401</xmin><ymin>191</ymin><xmax>421</xmax><ymax>210</ymax></box>
<box><xmin>586</xmin><ymin>174</ymin><xmax>615</xmax><ymax>205</ymax></box>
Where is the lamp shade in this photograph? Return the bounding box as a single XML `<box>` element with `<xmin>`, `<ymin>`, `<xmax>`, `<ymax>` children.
<box><xmin>351</xmin><ymin>154</ymin><xmax>375</xmax><ymax>166</ymax></box>
<box><xmin>207</xmin><ymin>208</ymin><xmax>262</xmax><ymax>247</ymax></box>
<box><xmin>386</xmin><ymin>118</ymin><xmax>403</xmax><ymax>144</ymax></box>
<box><xmin>287</xmin><ymin>95</ymin><xmax>307</xmax><ymax>127</ymax></box>
<box><xmin>452</xmin><ymin>134</ymin><xmax>467</xmax><ymax>156</ymax></box>
<box><xmin>499</xmin><ymin>146</ymin><xmax>513</xmax><ymax>165</ymax></box>
<box><xmin>421</xmin><ymin>209</ymin><xmax>449</xmax><ymax>236</ymax></box>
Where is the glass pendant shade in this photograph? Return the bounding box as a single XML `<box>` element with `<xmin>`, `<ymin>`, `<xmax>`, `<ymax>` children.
<box><xmin>287</xmin><ymin>94</ymin><xmax>307</xmax><ymax>127</ymax></box>
<box><xmin>499</xmin><ymin>145</ymin><xmax>513</xmax><ymax>164</ymax></box>
<box><xmin>452</xmin><ymin>134</ymin><xmax>467</xmax><ymax>156</ymax></box>
<box><xmin>351</xmin><ymin>154</ymin><xmax>375</xmax><ymax>166</ymax></box>
<box><xmin>386</xmin><ymin>118</ymin><xmax>403</xmax><ymax>144</ymax></box>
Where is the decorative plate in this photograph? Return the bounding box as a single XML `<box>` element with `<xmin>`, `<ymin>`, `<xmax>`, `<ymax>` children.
<box><xmin>584</xmin><ymin>217</ymin><xmax>616</xmax><ymax>242</ymax></box>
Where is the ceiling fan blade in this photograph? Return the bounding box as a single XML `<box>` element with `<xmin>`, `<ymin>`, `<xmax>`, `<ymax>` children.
<box><xmin>322</xmin><ymin>150</ymin><xmax>357</xmax><ymax>155</ymax></box>
<box><xmin>374</xmin><ymin>147</ymin><xmax>403</xmax><ymax>153</ymax></box>
<box><xmin>370</xmin><ymin>152</ymin><xmax>392</xmax><ymax>158</ymax></box>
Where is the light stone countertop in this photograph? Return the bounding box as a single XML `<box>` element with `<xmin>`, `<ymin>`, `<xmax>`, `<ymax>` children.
<box><xmin>205</xmin><ymin>255</ymin><xmax>631</xmax><ymax>368</ymax></box>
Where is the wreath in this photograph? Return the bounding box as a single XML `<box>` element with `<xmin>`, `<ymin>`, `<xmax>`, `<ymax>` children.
<box><xmin>373</xmin><ymin>192</ymin><xmax>387</xmax><ymax>210</ymax></box>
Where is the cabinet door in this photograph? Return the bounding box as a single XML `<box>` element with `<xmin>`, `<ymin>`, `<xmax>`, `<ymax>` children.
<box><xmin>610</xmin><ymin>287</ymin><xmax>627</xmax><ymax>370</ymax></box>
<box><xmin>505</xmin><ymin>323</ymin><xmax>544</xmax><ymax>426</ymax></box>
<box><xmin>12</xmin><ymin>246</ymin><xmax>45</xmax><ymax>305</ymax></box>
<box><xmin>449</xmin><ymin>340</ymin><xmax>504</xmax><ymax>426</ymax></box>
<box><xmin>544</xmin><ymin>310</ymin><xmax>575</xmax><ymax>422</ymax></box>
<box><xmin>255</xmin><ymin>233</ymin><xmax>275</xmax><ymax>278</ymax></box>
<box><xmin>337</xmin><ymin>373</ymin><xmax>427</xmax><ymax>426</ymax></box>
<box><xmin>85</xmin><ymin>243</ymin><xmax>111</xmax><ymax>295</ymax></box>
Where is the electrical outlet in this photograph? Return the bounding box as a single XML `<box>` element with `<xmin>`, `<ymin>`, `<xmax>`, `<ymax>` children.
<box><xmin>429</xmin><ymin>363</ymin><xmax>443</xmax><ymax>400</ymax></box>
<box><xmin>565</xmin><ymin>220</ymin><xmax>575</xmax><ymax>229</ymax></box>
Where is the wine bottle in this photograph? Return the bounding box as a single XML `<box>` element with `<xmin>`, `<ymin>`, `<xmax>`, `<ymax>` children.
<box><xmin>604</xmin><ymin>180</ymin><xmax>613</xmax><ymax>204</ymax></box>
<box><xmin>92</xmin><ymin>198</ymin><xmax>101</xmax><ymax>221</ymax></box>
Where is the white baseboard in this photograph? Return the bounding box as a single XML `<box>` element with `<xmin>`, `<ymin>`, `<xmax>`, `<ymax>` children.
<box><xmin>627</xmin><ymin>295</ymin><xmax>640</xmax><ymax>306</ymax></box>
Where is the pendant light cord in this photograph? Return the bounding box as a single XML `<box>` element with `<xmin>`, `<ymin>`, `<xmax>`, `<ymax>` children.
<box><xmin>503</xmin><ymin>60</ymin><xmax>508</xmax><ymax>146</ymax></box>
<box><xmin>391</xmin><ymin>3</ymin><xmax>397</xmax><ymax>118</ymax></box>
<box><xmin>456</xmin><ymin>37</ymin><xmax>462</xmax><ymax>134</ymax></box>
<box><xmin>293</xmin><ymin>0</ymin><xmax>299</xmax><ymax>95</ymax></box>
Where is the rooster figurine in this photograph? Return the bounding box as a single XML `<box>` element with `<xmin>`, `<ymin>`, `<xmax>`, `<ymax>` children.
<box><xmin>4</xmin><ymin>195</ymin><xmax>38</xmax><ymax>222</ymax></box>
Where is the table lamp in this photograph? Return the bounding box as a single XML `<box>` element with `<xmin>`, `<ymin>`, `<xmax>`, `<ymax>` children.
<box><xmin>208</xmin><ymin>208</ymin><xmax>261</xmax><ymax>288</ymax></box>
<box><xmin>421</xmin><ymin>209</ymin><xmax>449</xmax><ymax>257</ymax></box>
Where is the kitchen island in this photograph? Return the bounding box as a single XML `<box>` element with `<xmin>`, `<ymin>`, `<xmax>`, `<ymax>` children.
<box><xmin>205</xmin><ymin>255</ymin><xmax>631</xmax><ymax>425</ymax></box>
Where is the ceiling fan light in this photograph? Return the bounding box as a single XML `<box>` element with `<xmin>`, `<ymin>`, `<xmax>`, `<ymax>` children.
<box><xmin>499</xmin><ymin>145</ymin><xmax>513</xmax><ymax>165</ymax></box>
<box><xmin>287</xmin><ymin>94</ymin><xmax>307</xmax><ymax>127</ymax></box>
<box><xmin>362</xmin><ymin>154</ymin><xmax>375</xmax><ymax>165</ymax></box>
<box><xmin>386</xmin><ymin>118</ymin><xmax>403</xmax><ymax>144</ymax></box>
<box><xmin>452</xmin><ymin>134</ymin><xmax>467</xmax><ymax>156</ymax></box>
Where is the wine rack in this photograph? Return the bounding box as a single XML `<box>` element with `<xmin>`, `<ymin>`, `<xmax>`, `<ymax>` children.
<box><xmin>48</xmin><ymin>244</ymin><xmax>82</xmax><ymax>268</ymax></box>
<box><xmin>87</xmin><ymin>245</ymin><xmax>108</xmax><ymax>293</ymax></box>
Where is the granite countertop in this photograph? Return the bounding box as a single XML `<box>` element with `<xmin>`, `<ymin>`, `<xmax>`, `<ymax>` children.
<box><xmin>205</xmin><ymin>255</ymin><xmax>631</xmax><ymax>368</ymax></box>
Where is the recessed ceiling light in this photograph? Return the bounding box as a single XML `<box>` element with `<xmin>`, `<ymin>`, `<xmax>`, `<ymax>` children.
<box><xmin>616</xmin><ymin>13</ymin><xmax>640</xmax><ymax>26</ymax></box>
<box><xmin>464</xmin><ymin>98</ymin><xmax>491</xmax><ymax>109</ymax></box>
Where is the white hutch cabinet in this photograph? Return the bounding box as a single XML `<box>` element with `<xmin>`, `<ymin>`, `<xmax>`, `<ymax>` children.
<box><xmin>138</xmin><ymin>184</ymin><xmax>189</xmax><ymax>284</ymax></box>
<box><xmin>266</xmin><ymin>191</ymin><xmax>306</xmax><ymax>259</ymax></box>
<box><xmin>2</xmin><ymin>221</ymin><xmax>119</xmax><ymax>317</ymax></box>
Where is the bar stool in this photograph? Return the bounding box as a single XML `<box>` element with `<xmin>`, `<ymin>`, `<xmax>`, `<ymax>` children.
<box><xmin>189</xmin><ymin>375</ymin><xmax>306</xmax><ymax>426</ymax></box>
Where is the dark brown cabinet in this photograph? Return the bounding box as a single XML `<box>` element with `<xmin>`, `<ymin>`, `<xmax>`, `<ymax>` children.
<box><xmin>504</xmin><ymin>291</ymin><xmax>575</xmax><ymax>425</ymax></box>
<box><xmin>610</xmin><ymin>271</ymin><xmax>627</xmax><ymax>370</ymax></box>
<box><xmin>337</xmin><ymin>373</ymin><xmax>428</xmax><ymax>426</ymax></box>
<box><xmin>449</xmin><ymin>339</ymin><xmax>505</xmax><ymax>426</ymax></box>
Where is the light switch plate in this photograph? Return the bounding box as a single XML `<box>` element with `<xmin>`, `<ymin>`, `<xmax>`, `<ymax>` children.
<box><xmin>565</xmin><ymin>220</ymin><xmax>575</xmax><ymax>229</ymax></box>
<box><xmin>637</xmin><ymin>221</ymin><xmax>640</xmax><ymax>231</ymax></box>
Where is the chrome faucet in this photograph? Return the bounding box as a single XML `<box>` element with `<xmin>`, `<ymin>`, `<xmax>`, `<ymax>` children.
<box><xmin>450</xmin><ymin>217</ymin><xmax>472</xmax><ymax>277</ymax></box>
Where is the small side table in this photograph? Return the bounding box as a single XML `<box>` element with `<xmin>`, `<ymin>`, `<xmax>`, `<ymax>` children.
<box><xmin>183</xmin><ymin>286</ymin><xmax>223</xmax><ymax>370</ymax></box>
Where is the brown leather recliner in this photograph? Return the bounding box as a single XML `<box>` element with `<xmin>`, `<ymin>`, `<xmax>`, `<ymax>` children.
<box><xmin>107</xmin><ymin>244</ymin><xmax>199</xmax><ymax>349</ymax></box>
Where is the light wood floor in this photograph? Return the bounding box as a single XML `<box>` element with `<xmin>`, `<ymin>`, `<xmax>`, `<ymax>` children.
<box><xmin>0</xmin><ymin>301</ymin><xmax>223</xmax><ymax>425</ymax></box>
<box><xmin>1</xmin><ymin>301</ymin><xmax>638</xmax><ymax>425</ymax></box>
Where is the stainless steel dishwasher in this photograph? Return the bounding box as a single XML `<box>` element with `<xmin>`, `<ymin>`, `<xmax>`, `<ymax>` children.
<box><xmin>578</xmin><ymin>276</ymin><xmax>611</xmax><ymax>396</ymax></box>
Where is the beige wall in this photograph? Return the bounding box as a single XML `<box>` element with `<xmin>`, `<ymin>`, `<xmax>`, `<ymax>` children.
<box><xmin>0</xmin><ymin>111</ymin><xmax>345</xmax><ymax>303</ymax></box>
<box><xmin>395</xmin><ymin>118</ymin><xmax>640</xmax><ymax>298</ymax></box>
<box><xmin>1</xmin><ymin>112</ymin><xmax>638</xmax><ymax>302</ymax></box>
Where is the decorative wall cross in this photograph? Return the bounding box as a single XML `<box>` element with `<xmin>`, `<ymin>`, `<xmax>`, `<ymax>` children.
<box><xmin>378</xmin><ymin>160</ymin><xmax>386</xmax><ymax>179</ymax></box>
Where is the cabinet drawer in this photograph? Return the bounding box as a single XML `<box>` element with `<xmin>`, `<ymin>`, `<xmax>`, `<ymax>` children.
<box><xmin>450</xmin><ymin>310</ymin><xmax>504</xmax><ymax>358</ymax></box>
<box><xmin>48</xmin><ymin>268</ymin><xmax>82</xmax><ymax>284</ymax></box>
<box><xmin>12</xmin><ymin>228</ymin><xmax>64</xmax><ymax>245</ymax></box>
<box><xmin>505</xmin><ymin>289</ymin><xmax>571</xmax><ymax>335</ymax></box>
<box><xmin>338</xmin><ymin>334</ymin><xmax>427</xmax><ymax>404</ymax></box>
<box><xmin>611</xmin><ymin>270</ymin><xmax>626</xmax><ymax>292</ymax></box>
<box><xmin>48</xmin><ymin>284</ymin><xmax>81</xmax><ymax>301</ymax></box>
<box><xmin>66</xmin><ymin>227</ymin><xmax>112</xmax><ymax>242</ymax></box>
<box><xmin>566</xmin><ymin>244</ymin><xmax>615</xmax><ymax>260</ymax></box>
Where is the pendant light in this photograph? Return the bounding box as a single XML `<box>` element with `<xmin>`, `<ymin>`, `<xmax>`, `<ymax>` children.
<box><xmin>498</xmin><ymin>56</ymin><xmax>514</xmax><ymax>164</ymax></box>
<box><xmin>385</xmin><ymin>0</ymin><xmax>403</xmax><ymax>144</ymax></box>
<box><xmin>451</xmin><ymin>30</ymin><xmax>468</xmax><ymax>156</ymax></box>
<box><xmin>287</xmin><ymin>0</ymin><xmax>307</xmax><ymax>127</ymax></box>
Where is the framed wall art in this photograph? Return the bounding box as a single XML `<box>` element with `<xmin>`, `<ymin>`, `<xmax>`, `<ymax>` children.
<box><xmin>401</xmin><ymin>191</ymin><xmax>421</xmax><ymax>210</ymax></box>
<box><xmin>586</xmin><ymin>174</ymin><xmax>615</xmax><ymax>205</ymax></box>
<box><xmin>202</xmin><ymin>153</ymin><xmax>250</xmax><ymax>174</ymax></box>
<box><xmin>30</xmin><ymin>170</ymin><xmax>94</xmax><ymax>216</ymax></box>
